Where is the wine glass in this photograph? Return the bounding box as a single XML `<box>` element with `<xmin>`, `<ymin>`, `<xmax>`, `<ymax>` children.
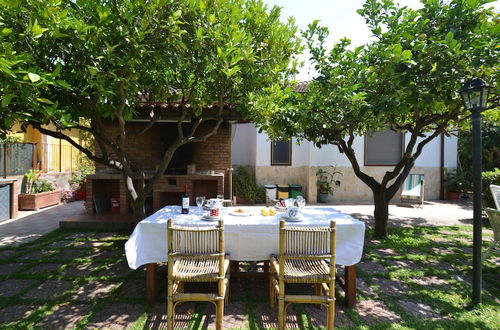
<box><xmin>216</xmin><ymin>194</ymin><xmax>224</xmax><ymax>208</ymax></box>
<box><xmin>196</xmin><ymin>196</ymin><xmax>206</xmax><ymax>212</ymax></box>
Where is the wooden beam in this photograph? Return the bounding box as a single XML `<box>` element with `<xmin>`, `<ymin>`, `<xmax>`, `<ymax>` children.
<box><xmin>146</xmin><ymin>263</ymin><xmax>157</xmax><ymax>304</ymax></box>
<box><xmin>344</xmin><ymin>265</ymin><xmax>356</xmax><ymax>308</ymax></box>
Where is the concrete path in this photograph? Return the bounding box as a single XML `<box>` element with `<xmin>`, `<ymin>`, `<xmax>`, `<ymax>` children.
<box><xmin>0</xmin><ymin>201</ymin><xmax>85</xmax><ymax>247</ymax></box>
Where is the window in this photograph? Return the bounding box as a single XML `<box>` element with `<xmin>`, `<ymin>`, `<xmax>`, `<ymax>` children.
<box><xmin>271</xmin><ymin>140</ymin><xmax>292</xmax><ymax>166</ymax></box>
<box><xmin>365</xmin><ymin>129</ymin><xmax>404</xmax><ymax>165</ymax></box>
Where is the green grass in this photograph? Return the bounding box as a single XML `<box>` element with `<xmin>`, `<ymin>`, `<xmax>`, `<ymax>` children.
<box><xmin>0</xmin><ymin>226</ymin><xmax>498</xmax><ymax>329</ymax></box>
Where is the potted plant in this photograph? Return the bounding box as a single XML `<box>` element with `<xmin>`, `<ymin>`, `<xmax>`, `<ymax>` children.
<box><xmin>18</xmin><ymin>170</ymin><xmax>62</xmax><ymax>210</ymax></box>
<box><xmin>444</xmin><ymin>168</ymin><xmax>471</xmax><ymax>200</ymax></box>
<box><xmin>233</xmin><ymin>166</ymin><xmax>265</xmax><ymax>204</ymax></box>
<box><xmin>316</xmin><ymin>166</ymin><xmax>342</xmax><ymax>203</ymax></box>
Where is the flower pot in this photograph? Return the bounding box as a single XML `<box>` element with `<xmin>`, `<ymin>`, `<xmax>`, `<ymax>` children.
<box><xmin>318</xmin><ymin>192</ymin><xmax>329</xmax><ymax>203</ymax></box>
<box><xmin>447</xmin><ymin>191</ymin><xmax>461</xmax><ymax>200</ymax></box>
<box><xmin>18</xmin><ymin>190</ymin><xmax>62</xmax><ymax>210</ymax></box>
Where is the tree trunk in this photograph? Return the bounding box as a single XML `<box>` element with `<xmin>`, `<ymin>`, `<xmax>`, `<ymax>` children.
<box><xmin>132</xmin><ymin>196</ymin><xmax>146</xmax><ymax>222</ymax></box>
<box><xmin>373</xmin><ymin>189</ymin><xmax>389</xmax><ymax>237</ymax></box>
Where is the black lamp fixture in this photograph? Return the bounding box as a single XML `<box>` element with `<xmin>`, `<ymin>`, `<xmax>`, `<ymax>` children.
<box><xmin>458</xmin><ymin>77</ymin><xmax>490</xmax><ymax>307</ymax></box>
<box><xmin>459</xmin><ymin>78</ymin><xmax>490</xmax><ymax>110</ymax></box>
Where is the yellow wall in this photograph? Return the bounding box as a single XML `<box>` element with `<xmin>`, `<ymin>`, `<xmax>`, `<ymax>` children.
<box><xmin>6</xmin><ymin>123</ymin><xmax>85</xmax><ymax>173</ymax></box>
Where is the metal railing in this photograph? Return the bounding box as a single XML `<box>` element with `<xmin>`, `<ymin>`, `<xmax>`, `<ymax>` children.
<box><xmin>39</xmin><ymin>142</ymin><xmax>82</xmax><ymax>173</ymax></box>
<box><xmin>0</xmin><ymin>143</ymin><xmax>36</xmax><ymax>177</ymax></box>
<box><xmin>0</xmin><ymin>142</ymin><xmax>85</xmax><ymax>177</ymax></box>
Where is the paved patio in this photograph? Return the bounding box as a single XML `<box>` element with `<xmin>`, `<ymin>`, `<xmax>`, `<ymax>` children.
<box><xmin>0</xmin><ymin>200</ymin><xmax>498</xmax><ymax>329</ymax></box>
<box><xmin>0</xmin><ymin>202</ymin><xmax>84</xmax><ymax>247</ymax></box>
<box><xmin>0</xmin><ymin>227</ymin><xmax>497</xmax><ymax>329</ymax></box>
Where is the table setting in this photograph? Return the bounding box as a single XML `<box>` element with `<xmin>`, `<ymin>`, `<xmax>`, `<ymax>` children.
<box><xmin>124</xmin><ymin>196</ymin><xmax>366</xmax><ymax>307</ymax></box>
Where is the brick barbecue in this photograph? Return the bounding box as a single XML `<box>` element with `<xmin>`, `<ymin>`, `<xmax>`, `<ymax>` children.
<box><xmin>86</xmin><ymin>121</ymin><xmax>232</xmax><ymax>215</ymax></box>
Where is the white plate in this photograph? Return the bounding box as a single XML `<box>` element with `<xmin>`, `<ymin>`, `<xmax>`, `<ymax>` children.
<box><xmin>274</xmin><ymin>206</ymin><xmax>287</xmax><ymax>212</ymax></box>
<box><xmin>281</xmin><ymin>215</ymin><xmax>303</xmax><ymax>222</ymax></box>
<box><xmin>229</xmin><ymin>211</ymin><xmax>252</xmax><ymax>217</ymax></box>
<box><xmin>201</xmin><ymin>215</ymin><xmax>222</xmax><ymax>221</ymax></box>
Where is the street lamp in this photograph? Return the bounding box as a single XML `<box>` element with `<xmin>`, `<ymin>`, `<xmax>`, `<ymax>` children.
<box><xmin>458</xmin><ymin>78</ymin><xmax>490</xmax><ymax>306</ymax></box>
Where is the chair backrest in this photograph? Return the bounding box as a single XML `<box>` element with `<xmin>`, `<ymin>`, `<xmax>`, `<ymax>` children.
<box><xmin>490</xmin><ymin>185</ymin><xmax>500</xmax><ymax>210</ymax></box>
<box><xmin>401</xmin><ymin>174</ymin><xmax>424</xmax><ymax>197</ymax></box>
<box><xmin>279</xmin><ymin>220</ymin><xmax>336</xmax><ymax>262</ymax></box>
<box><xmin>167</xmin><ymin>219</ymin><xmax>224</xmax><ymax>255</ymax></box>
<box><xmin>485</xmin><ymin>209</ymin><xmax>500</xmax><ymax>241</ymax></box>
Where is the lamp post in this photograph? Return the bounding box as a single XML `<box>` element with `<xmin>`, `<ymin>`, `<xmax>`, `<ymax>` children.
<box><xmin>458</xmin><ymin>78</ymin><xmax>490</xmax><ymax>306</ymax></box>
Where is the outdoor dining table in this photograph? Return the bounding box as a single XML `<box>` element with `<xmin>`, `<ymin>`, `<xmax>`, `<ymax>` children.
<box><xmin>125</xmin><ymin>205</ymin><xmax>366</xmax><ymax>308</ymax></box>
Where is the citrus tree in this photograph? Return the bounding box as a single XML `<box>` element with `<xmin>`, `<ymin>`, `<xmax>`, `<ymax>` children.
<box><xmin>0</xmin><ymin>0</ymin><xmax>301</xmax><ymax>219</ymax></box>
<box><xmin>254</xmin><ymin>0</ymin><xmax>499</xmax><ymax>236</ymax></box>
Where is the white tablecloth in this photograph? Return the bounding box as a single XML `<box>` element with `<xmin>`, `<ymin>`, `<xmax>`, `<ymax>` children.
<box><xmin>125</xmin><ymin>206</ymin><xmax>365</xmax><ymax>269</ymax></box>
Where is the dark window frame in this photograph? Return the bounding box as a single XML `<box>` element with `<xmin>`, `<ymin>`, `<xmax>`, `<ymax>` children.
<box><xmin>270</xmin><ymin>140</ymin><xmax>292</xmax><ymax>166</ymax></box>
<box><xmin>364</xmin><ymin>129</ymin><xmax>405</xmax><ymax>166</ymax></box>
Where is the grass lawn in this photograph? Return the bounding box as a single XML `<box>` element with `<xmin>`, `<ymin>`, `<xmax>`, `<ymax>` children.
<box><xmin>0</xmin><ymin>225</ymin><xmax>498</xmax><ymax>329</ymax></box>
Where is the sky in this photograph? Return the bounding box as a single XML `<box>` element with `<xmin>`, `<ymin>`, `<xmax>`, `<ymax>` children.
<box><xmin>261</xmin><ymin>0</ymin><xmax>500</xmax><ymax>81</ymax></box>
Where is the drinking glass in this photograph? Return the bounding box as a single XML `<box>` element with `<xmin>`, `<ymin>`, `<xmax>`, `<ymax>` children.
<box><xmin>285</xmin><ymin>198</ymin><xmax>295</xmax><ymax>208</ymax></box>
<box><xmin>216</xmin><ymin>195</ymin><xmax>224</xmax><ymax>208</ymax></box>
<box><xmin>296</xmin><ymin>195</ymin><xmax>306</xmax><ymax>208</ymax></box>
<box><xmin>196</xmin><ymin>196</ymin><xmax>206</xmax><ymax>211</ymax></box>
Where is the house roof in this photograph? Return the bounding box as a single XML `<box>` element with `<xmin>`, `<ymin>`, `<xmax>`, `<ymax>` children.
<box><xmin>293</xmin><ymin>81</ymin><xmax>309</xmax><ymax>93</ymax></box>
<box><xmin>132</xmin><ymin>81</ymin><xmax>311</xmax><ymax>123</ymax></box>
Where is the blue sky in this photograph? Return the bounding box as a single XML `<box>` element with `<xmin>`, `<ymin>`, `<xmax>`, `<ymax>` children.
<box><xmin>262</xmin><ymin>0</ymin><xmax>500</xmax><ymax>80</ymax></box>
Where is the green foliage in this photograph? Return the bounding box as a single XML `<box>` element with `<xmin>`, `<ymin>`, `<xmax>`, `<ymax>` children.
<box><xmin>0</xmin><ymin>0</ymin><xmax>301</xmax><ymax>133</ymax></box>
<box><xmin>24</xmin><ymin>169</ymin><xmax>54</xmax><ymax>193</ymax></box>
<box><xmin>32</xmin><ymin>179</ymin><xmax>53</xmax><ymax>193</ymax></box>
<box><xmin>257</xmin><ymin>0</ymin><xmax>498</xmax><ymax>142</ymax></box>
<box><xmin>233</xmin><ymin>166</ymin><xmax>265</xmax><ymax>204</ymax></box>
<box><xmin>251</xmin><ymin>0</ymin><xmax>499</xmax><ymax>236</ymax></box>
<box><xmin>482</xmin><ymin>168</ymin><xmax>500</xmax><ymax>208</ymax></box>
<box><xmin>458</xmin><ymin>118</ymin><xmax>500</xmax><ymax>176</ymax></box>
<box><xmin>0</xmin><ymin>135</ymin><xmax>21</xmax><ymax>143</ymax></box>
<box><xmin>315</xmin><ymin>166</ymin><xmax>342</xmax><ymax>194</ymax></box>
<box><xmin>0</xmin><ymin>0</ymin><xmax>300</xmax><ymax>218</ymax></box>
<box><xmin>444</xmin><ymin>168</ymin><xmax>472</xmax><ymax>193</ymax></box>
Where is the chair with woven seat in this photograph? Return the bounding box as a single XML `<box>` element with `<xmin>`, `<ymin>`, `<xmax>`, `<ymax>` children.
<box><xmin>269</xmin><ymin>220</ymin><xmax>336</xmax><ymax>330</ymax></box>
<box><xmin>167</xmin><ymin>219</ymin><xmax>230</xmax><ymax>330</ymax></box>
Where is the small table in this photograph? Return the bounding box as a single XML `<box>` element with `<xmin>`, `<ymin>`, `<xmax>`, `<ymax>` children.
<box><xmin>125</xmin><ymin>206</ymin><xmax>365</xmax><ymax>307</ymax></box>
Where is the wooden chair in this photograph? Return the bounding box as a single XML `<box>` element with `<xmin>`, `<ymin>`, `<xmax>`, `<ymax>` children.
<box><xmin>167</xmin><ymin>219</ymin><xmax>230</xmax><ymax>330</ymax></box>
<box><xmin>400</xmin><ymin>174</ymin><xmax>425</xmax><ymax>207</ymax></box>
<box><xmin>269</xmin><ymin>220</ymin><xmax>336</xmax><ymax>330</ymax></box>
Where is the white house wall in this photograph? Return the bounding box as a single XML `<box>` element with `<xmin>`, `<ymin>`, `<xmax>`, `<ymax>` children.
<box><xmin>231</xmin><ymin>123</ymin><xmax>257</xmax><ymax>167</ymax></box>
<box><xmin>231</xmin><ymin>123</ymin><xmax>457</xmax><ymax>202</ymax></box>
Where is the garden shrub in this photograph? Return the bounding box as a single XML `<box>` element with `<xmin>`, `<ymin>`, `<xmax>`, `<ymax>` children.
<box><xmin>482</xmin><ymin>168</ymin><xmax>500</xmax><ymax>208</ymax></box>
<box><xmin>233</xmin><ymin>166</ymin><xmax>265</xmax><ymax>204</ymax></box>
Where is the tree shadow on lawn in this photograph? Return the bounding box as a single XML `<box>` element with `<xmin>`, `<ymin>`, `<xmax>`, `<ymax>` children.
<box><xmin>348</xmin><ymin>213</ymin><xmax>440</xmax><ymax>229</ymax></box>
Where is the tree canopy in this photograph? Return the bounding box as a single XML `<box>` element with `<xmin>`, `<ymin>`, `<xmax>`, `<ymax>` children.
<box><xmin>0</xmin><ymin>0</ymin><xmax>301</xmax><ymax>218</ymax></box>
<box><xmin>253</xmin><ymin>0</ymin><xmax>499</xmax><ymax>236</ymax></box>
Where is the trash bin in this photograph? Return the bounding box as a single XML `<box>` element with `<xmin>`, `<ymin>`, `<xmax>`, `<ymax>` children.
<box><xmin>110</xmin><ymin>198</ymin><xmax>120</xmax><ymax>214</ymax></box>
<box><xmin>289</xmin><ymin>184</ymin><xmax>302</xmax><ymax>198</ymax></box>
<box><xmin>265</xmin><ymin>184</ymin><xmax>277</xmax><ymax>203</ymax></box>
<box><xmin>277</xmin><ymin>184</ymin><xmax>289</xmax><ymax>199</ymax></box>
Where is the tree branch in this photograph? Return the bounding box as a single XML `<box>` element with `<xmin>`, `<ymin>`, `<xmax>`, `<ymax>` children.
<box><xmin>29</xmin><ymin>121</ymin><xmax>120</xmax><ymax>169</ymax></box>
